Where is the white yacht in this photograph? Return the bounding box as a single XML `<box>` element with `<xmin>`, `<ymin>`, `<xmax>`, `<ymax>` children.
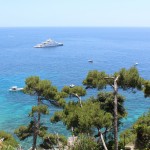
<box><xmin>9</xmin><ymin>86</ymin><xmax>23</xmax><ymax>92</ymax></box>
<box><xmin>34</xmin><ymin>39</ymin><xmax>63</xmax><ymax>48</ymax></box>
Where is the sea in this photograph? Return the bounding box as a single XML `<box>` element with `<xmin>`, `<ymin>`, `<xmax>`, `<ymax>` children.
<box><xmin>0</xmin><ymin>27</ymin><xmax>150</xmax><ymax>149</ymax></box>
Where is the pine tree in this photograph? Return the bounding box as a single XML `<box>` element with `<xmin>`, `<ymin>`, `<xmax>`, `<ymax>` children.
<box><xmin>15</xmin><ymin>76</ymin><xmax>66</xmax><ymax>149</ymax></box>
<box><xmin>83</xmin><ymin>67</ymin><xmax>144</xmax><ymax>150</ymax></box>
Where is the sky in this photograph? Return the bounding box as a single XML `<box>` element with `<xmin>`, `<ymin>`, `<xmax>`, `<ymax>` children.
<box><xmin>0</xmin><ymin>0</ymin><xmax>150</xmax><ymax>27</ymax></box>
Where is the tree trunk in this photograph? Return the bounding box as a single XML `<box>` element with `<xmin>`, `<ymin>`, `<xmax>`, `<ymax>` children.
<box><xmin>32</xmin><ymin>132</ymin><xmax>37</xmax><ymax>150</ymax></box>
<box><xmin>104</xmin><ymin>128</ymin><xmax>107</xmax><ymax>141</ymax></box>
<box><xmin>32</xmin><ymin>96</ymin><xmax>41</xmax><ymax>150</ymax></box>
<box><xmin>78</xmin><ymin>96</ymin><xmax>82</xmax><ymax>108</ymax></box>
<box><xmin>38</xmin><ymin>96</ymin><xmax>41</xmax><ymax>122</ymax></box>
<box><xmin>100</xmin><ymin>132</ymin><xmax>108</xmax><ymax>150</ymax></box>
<box><xmin>37</xmin><ymin>96</ymin><xmax>41</xmax><ymax>134</ymax></box>
<box><xmin>114</xmin><ymin>92</ymin><xmax>118</xmax><ymax>150</ymax></box>
<box><xmin>32</xmin><ymin>118</ymin><xmax>38</xmax><ymax>150</ymax></box>
<box><xmin>72</xmin><ymin>93</ymin><xmax>82</xmax><ymax>107</ymax></box>
<box><xmin>97</xmin><ymin>129</ymin><xmax>108</xmax><ymax>150</ymax></box>
<box><xmin>113</xmin><ymin>76</ymin><xmax>119</xmax><ymax>150</ymax></box>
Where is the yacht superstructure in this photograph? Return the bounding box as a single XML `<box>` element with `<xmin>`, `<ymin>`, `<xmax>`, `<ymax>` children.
<box><xmin>34</xmin><ymin>39</ymin><xmax>63</xmax><ymax>48</ymax></box>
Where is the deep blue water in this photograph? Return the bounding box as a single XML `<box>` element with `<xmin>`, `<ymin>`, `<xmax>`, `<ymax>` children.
<box><xmin>0</xmin><ymin>27</ymin><xmax>150</xmax><ymax>149</ymax></box>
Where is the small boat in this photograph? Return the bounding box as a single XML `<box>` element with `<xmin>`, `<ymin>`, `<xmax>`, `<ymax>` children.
<box><xmin>88</xmin><ymin>60</ymin><xmax>93</xmax><ymax>63</ymax></box>
<box><xmin>70</xmin><ymin>84</ymin><xmax>75</xmax><ymax>88</ymax></box>
<box><xmin>34</xmin><ymin>39</ymin><xmax>63</xmax><ymax>48</ymax></box>
<box><xmin>9</xmin><ymin>86</ymin><xmax>23</xmax><ymax>92</ymax></box>
<box><xmin>134</xmin><ymin>62</ymin><xmax>139</xmax><ymax>66</ymax></box>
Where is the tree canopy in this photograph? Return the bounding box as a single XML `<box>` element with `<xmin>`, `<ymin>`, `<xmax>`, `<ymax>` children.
<box><xmin>40</xmin><ymin>133</ymin><xmax>67</xmax><ymax>149</ymax></box>
<box><xmin>15</xmin><ymin>76</ymin><xmax>70</xmax><ymax>149</ymax></box>
<box><xmin>83</xmin><ymin>67</ymin><xmax>144</xmax><ymax>91</ymax></box>
<box><xmin>82</xmin><ymin>66</ymin><xmax>149</xmax><ymax>150</ymax></box>
<box><xmin>51</xmin><ymin>100</ymin><xmax>113</xmax><ymax>135</ymax></box>
<box><xmin>94</xmin><ymin>92</ymin><xmax>126</xmax><ymax>119</ymax></box>
<box><xmin>15</xmin><ymin>105</ymin><xmax>49</xmax><ymax>140</ymax></box>
<box><xmin>23</xmin><ymin>76</ymin><xmax>66</xmax><ymax>106</ymax></box>
<box><xmin>62</xmin><ymin>85</ymin><xmax>86</xmax><ymax>97</ymax></box>
<box><xmin>70</xmin><ymin>134</ymin><xmax>100</xmax><ymax>150</ymax></box>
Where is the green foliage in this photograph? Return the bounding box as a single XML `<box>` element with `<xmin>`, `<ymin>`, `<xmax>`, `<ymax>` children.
<box><xmin>38</xmin><ymin>126</ymin><xmax>48</xmax><ymax>138</ymax></box>
<box><xmin>95</xmin><ymin>92</ymin><xmax>127</xmax><ymax>118</ymax></box>
<box><xmin>54</xmin><ymin>92</ymin><xmax>68</xmax><ymax>100</ymax></box>
<box><xmin>51</xmin><ymin>100</ymin><xmax>113</xmax><ymax>135</ymax></box>
<box><xmin>62</xmin><ymin>86</ymin><xmax>86</xmax><ymax>97</ymax></box>
<box><xmin>15</xmin><ymin>121</ymin><xmax>48</xmax><ymax>140</ymax></box>
<box><xmin>42</xmin><ymin>84</ymin><xmax>58</xmax><ymax>100</ymax></box>
<box><xmin>0</xmin><ymin>131</ymin><xmax>18</xmax><ymax>149</ymax></box>
<box><xmin>56</xmin><ymin>98</ymin><xmax>66</xmax><ymax>107</ymax></box>
<box><xmin>144</xmin><ymin>80</ymin><xmax>150</xmax><ymax>97</ymax></box>
<box><xmin>51</xmin><ymin>111</ymin><xmax>63</xmax><ymax>123</ymax></box>
<box><xmin>29</xmin><ymin>105</ymin><xmax>49</xmax><ymax>116</ymax></box>
<box><xmin>24</xmin><ymin>76</ymin><xmax>58</xmax><ymax>100</ymax></box>
<box><xmin>92</xmin><ymin>108</ymin><xmax>113</xmax><ymax>130</ymax></box>
<box><xmin>23</xmin><ymin>76</ymin><xmax>40</xmax><ymax>95</ymax></box>
<box><xmin>71</xmin><ymin>134</ymin><xmax>100</xmax><ymax>150</ymax></box>
<box><xmin>83</xmin><ymin>67</ymin><xmax>144</xmax><ymax>91</ymax></box>
<box><xmin>1</xmin><ymin>145</ymin><xmax>16</xmax><ymax>150</ymax></box>
<box><xmin>83</xmin><ymin>67</ymin><xmax>147</xmax><ymax>150</ymax></box>
<box><xmin>133</xmin><ymin>111</ymin><xmax>150</xmax><ymax>149</ymax></box>
<box><xmin>15</xmin><ymin>103</ymin><xmax>50</xmax><ymax>141</ymax></box>
<box><xmin>116</xmin><ymin>67</ymin><xmax>144</xmax><ymax>90</ymax></box>
<box><xmin>40</xmin><ymin>133</ymin><xmax>67</xmax><ymax>149</ymax></box>
<box><xmin>17</xmin><ymin>70</ymin><xmax>149</xmax><ymax>149</ymax></box>
<box><xmin>16</xmin><ymin>76</ymin><xmax>68</xmax><ymax>149</ymax></box>
<box><xmin>120</xmin><ymin>111</ymin><xmax>150</xmax><ymax>149</ymax></box>
<box><xmin>15</xmin><ymin>122</ymin><xmax>33</xmax><ymax>140</ymax></box>
<box><xmin>24</xmin><ymin>76</ymin><xmax>67</xmax><ymax>107</ymax></box>
<box><xmin>52</xmin><ymin>92</ymin><xmax>67</xmax><ymax>107</ymax></box>
<box><xmin>83</xmin><ymin>70</ymin><xmax>108</xmax><ymax>89</ymax></box>
<box><xmin>119</xmin><ymin>129</ymin><xmax>136</xmax><ymax>146</ymax></box>
<box><xmin>15</xmin><ymin>105</ymin><xmax>49</xmax><ymax>140</ymax></box>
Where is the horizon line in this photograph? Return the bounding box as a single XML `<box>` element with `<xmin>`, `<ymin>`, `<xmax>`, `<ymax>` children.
<box><xmin>0</xmin><ymin>26</ymin><xmax>150</xmax><ymax>28</ymax></box>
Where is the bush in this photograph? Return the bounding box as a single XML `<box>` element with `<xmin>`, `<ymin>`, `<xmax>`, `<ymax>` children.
<box><xmin>0</xmin><ymin>131</ymin><xmax>18</xmax><ymax>149</ymax></box>
<box><xmin>71</xmin><ymin>134</ymin><xmax>100</xmax><ymax>150</ymax></box>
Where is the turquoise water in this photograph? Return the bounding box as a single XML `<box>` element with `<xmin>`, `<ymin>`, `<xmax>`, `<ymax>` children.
<box><xmin>0</xmin><ymin>27</ymin><xmax>150</xmax><ymax>149</ymax></box>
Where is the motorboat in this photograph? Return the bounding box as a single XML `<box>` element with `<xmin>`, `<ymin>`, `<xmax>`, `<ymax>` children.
<box><xmin>88</xmin><ymin>60</ymin><xmax>93</xmax><ymax>63</ymax></box>
<box><xmin>34</xmin><ymin>39</ymin><xmax>63</xmax><ymax>48</ymax></box>
<box><xmin>9</xmin><ymin>86</ymin><xmax>23</xmax><ymax>92</ymax></box>
<box><xmin>70</xmin><ymin>84</ymin><xmax>75</xmax><ymax>88</ymax></box>
<box><xmin>134</xmin><ymin>62</ymin><xmax>139</xmax><ymax>66</ymax></box>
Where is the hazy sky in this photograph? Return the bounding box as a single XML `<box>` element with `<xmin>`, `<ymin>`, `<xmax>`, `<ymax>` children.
<box><xmin>0</xmin><ymin>0</ymin><xmax>150</xmax><ymax>27</ymax></box>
